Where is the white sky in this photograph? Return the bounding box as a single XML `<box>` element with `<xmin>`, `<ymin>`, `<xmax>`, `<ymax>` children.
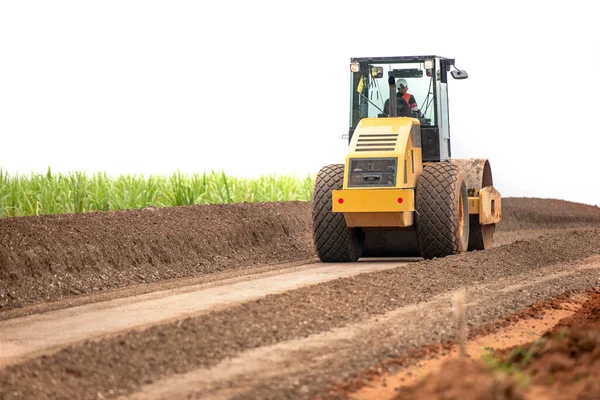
<box><xmin>1</xmin><ymin>1</ymin><xmax>599</xmax><ymax>205</ymax></box>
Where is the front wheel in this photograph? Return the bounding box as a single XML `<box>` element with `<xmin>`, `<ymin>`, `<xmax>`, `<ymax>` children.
<box><xmin>416</xmin><ymin>163</ymin><xmax>469</xmax><ymax>259</ymax></box>
<box><xmin>312</xmin><ymin>164</ymin><xmax>363</xmax><ymax>262</ymax></box>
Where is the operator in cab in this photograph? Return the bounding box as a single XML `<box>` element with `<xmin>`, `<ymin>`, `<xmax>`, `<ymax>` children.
<box><xmin>383</xmin><ymin>78</ymin><xmax>423</xmax><ymax>118</ymax></box>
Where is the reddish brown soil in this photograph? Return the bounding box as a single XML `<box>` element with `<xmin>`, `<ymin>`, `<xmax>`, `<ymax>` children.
<box><xmin>324</xmin><ymin>291</ymin><xmax>584</xmax><ymax>399</ymax></box>
<box><xmin>393</xmin><ymin>289</ymin><xmax>600</xmax><ymax>400</ymax></box>
<box><xmin>1</xmin><ymin>198</ymin><xmax>600</xmax><ymax>312</ymax></box>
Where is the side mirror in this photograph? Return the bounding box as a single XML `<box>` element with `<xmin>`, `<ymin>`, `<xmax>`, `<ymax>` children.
<box><xmin>370</xmin><ymin>66</ymin><xmax>383</xmax><ymax>79</ymax></box>
<box><xmin>451</xmin><ymin>69</ymin><xmax>468</xmax><ymax>79</ymax></box>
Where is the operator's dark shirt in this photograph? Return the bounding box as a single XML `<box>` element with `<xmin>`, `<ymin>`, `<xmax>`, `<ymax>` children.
<box><xmin>383</xmin><ymin>93</ymin><xmax>416</xmax><ymax>117</ymax></box>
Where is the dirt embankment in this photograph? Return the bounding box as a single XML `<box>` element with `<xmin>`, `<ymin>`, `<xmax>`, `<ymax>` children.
<box><xmin>0</xmin><ymin>202</ymin><xmax>312</xmax><ymax>310</ymax></box>
<box><xmin>1</xmin><ymin>198</ymin><xmax>600</xmax><ymax>311</ymax></box>
<box><xmin>394</xmin><ymin>289</ymin><xmax>600</xmax><ymax>400</ymax></box>
<box><xmin>498</xmin><ymin>197</ymin><xmax>600</xmax><ymax>231</ymax></box>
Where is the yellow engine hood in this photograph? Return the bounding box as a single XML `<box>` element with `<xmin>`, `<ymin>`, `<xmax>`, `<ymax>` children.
<box><xmin>344</xmin><ymin>117</ymin><xmax>423</xmax><ymax>189</ymax></box>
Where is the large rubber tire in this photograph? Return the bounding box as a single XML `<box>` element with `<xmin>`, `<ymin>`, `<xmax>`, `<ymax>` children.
<box><xmin>416</xmin><ymin>163</ymin><xmax>469</xmax><ymax>259</ymax></box>
<box><xmin>312</xmin><ymin>164</ymin><xmax>364</xmax><ymax>262</ymax></box>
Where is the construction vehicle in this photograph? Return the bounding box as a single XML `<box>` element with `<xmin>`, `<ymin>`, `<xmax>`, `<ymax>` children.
<box><xmin>312</xmin><ymin>55</ymin><xmax>501</xmax><ymax>261</ymax></box>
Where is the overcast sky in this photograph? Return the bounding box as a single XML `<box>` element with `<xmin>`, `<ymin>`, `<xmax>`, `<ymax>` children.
<box><xmin>1</xmin><ymin>1</ymin><xmax>599</xmax><ymax>205</ymax></box>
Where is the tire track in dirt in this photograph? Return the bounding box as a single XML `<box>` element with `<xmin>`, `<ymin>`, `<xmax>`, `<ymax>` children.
<box><xmin>1</xmin><ymin>229</ymin><xmax>600</xmax><ymax>399</ymax></box>
<box><xmin>0</xmin><ymin>261</ymin><xmax>408</xmax><ymax>368</ymax></box>
<box><xmin>231</xmin><ymin>256</ymin><xmax>600</xmax><ymax>400</ymax></box>
<box><xmin>128</xmin><ymin>294</ymin><xmax>455</xmax><ymax>400</ymax></box>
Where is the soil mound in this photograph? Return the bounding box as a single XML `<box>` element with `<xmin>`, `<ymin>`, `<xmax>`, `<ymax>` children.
<box><xmin>0</xmin><ymin>202</ymin><xmax>312</xmax><ymax>310</ymax></box>
<box><xmin>499</xmin><ymin>197</ymin><xmax>600</xmax><ymax>231</ymax></box>
<box><xmin>395</xmin><ymin>290</ymin><xmax>600</xmax><ymax>400</ymax></box>
<box><xmin>394</xmin><ymin>358</ymin><xmax>523</xmax><ymax>400</ymax></box>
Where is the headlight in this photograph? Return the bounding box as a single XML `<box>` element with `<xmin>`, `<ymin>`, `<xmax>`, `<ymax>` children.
<box><xmin>348</xmin><ymin>158</ymin><xmax>397</xmax><ymax>187</ymax></box>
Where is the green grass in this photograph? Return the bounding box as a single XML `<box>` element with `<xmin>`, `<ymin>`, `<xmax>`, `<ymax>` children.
<box><xmin>0</xmin><ymin>168</ymin><xmax>316</xmax><ymax>217</ymax></box>
<box><xmin>480</xmin><ymin>339</ymin><xmax>551</xmax><ymax>388</ymax></box>
<box><xmin>481</xmin><ymin>349</ymin><xmax>531</xmax><ymax>387</ymax></box>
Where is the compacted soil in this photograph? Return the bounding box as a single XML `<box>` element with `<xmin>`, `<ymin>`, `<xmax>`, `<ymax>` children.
<box><xmin>0</xmin><ymin>197</ymin><xmax>600</xmax><ymax>399</ymax></box>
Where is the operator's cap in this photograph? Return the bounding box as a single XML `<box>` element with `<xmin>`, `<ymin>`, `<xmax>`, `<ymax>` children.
<box><xmin>396</xmin><ymin>78</ymin><xmax>408</xmax><ymax>88</ymax></box>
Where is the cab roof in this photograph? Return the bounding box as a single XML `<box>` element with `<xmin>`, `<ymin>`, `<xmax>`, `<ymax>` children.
<box><xmin>350</xmin><ymin>55</ymin><xmax>448</xmax><ymax>63</ymax></box>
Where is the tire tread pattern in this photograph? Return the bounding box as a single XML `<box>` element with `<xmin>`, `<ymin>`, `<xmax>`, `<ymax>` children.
<box><xmin>416</xmin><ymin>162</ymin><xmax>467</xmax><ymax>259</ymax></box>
<box><xmin>312</xmin><ymin>164</ymin><xmax>362</xmax><ymax>262</ymax></box>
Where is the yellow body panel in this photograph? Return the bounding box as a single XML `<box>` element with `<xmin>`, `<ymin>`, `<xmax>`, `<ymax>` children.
<box><xmin>332</xmin><ymin>189</ymin><xmax>414</xmax><ymax>213</ymax></box>
<box><xmin>468</xmin><ymin>188</ymin><xmax>501</xmax><ymax>224</ymax></box>
<box><xmin>479</xmin><ymin>186</ymin><xmax>502</xmax><ymax>224</ymax></box>
<box><xmin>343</xmin><ymin>117</ymin><xmax>422</xmax><ymax>190</ymax></box>
<box><xmin>335</xmin><ymin>117</ymin><xmax>421</xmax><ymax>228</ymax></box>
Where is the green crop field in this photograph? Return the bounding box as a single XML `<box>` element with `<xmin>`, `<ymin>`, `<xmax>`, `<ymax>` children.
<box><xmin>0</xmin><ymin>168</ymin><xmax>315</xmax><ymax>217</ymax></box>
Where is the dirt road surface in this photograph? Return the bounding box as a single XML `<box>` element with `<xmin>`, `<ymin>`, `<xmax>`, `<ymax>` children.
<box><xmin>1</xmin><ymin>198</ymin><xmax>600</xmax><ymax>399</ymax></box>
<box><xmin>0</xmin><ymin>261</ymin><xmax>406</xmax><ymax>367</ymax></box>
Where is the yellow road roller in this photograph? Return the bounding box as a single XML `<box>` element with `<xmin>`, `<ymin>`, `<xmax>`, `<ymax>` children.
<box><xmin>312</xmin><ymin>56</ymin><xmax>501</xmax><ymax>261</ymax></box>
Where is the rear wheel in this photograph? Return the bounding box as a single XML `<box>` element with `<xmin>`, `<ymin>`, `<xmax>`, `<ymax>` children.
<box><xmin>312</xmin><ymin>164</ymin><xmax>363</xmax><ymax>262</ymax></box>
<box><xmin>416</xmin><ymin>163</ymin><xmax>469</xmax><ymax>259</ymax></box>
<box><xmin>468</xmin><ymin>217</ymin><xmax>495</xmax><ymax>250</ymax></box>
<box><xmin>450</xmin><ymin>159</ymin><xmax>496</xmax><ymax>251</ymax></box>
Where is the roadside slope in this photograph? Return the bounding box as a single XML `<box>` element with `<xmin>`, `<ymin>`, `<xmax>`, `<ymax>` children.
<box><xmin>499</xmin><ymin>197</ymin><xmax>600</xmax><ymax>231</ymax></box>
<box><xmin>394</xmin><ymin>289</ymin><xmax>600</xmax><ymax>400</ymax></box>
<box><xmin>0</xmin><ymin>202</ymin><xmax>313</xmax><ymax>310</ymax></box>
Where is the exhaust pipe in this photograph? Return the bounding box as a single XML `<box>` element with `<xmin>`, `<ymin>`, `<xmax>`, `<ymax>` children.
<box><xmin>388</xmin><ymin>76</ymin><xmax>397</xmax><ymax>117</ymax></box>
